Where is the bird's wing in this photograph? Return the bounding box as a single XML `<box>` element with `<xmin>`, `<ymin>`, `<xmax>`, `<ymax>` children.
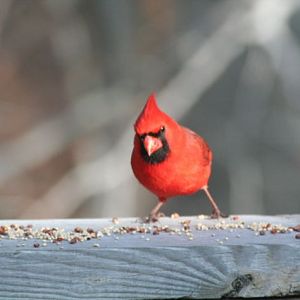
<box><xmin>183</xmin><ymin>127</ymin><xmax>212</xmax><ymax>166</ymax></box>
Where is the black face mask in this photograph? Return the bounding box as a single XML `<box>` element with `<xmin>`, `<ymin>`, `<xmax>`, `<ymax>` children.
<box><xmin>139</xmin><ymin>127</ymin><xmax>170</xmax><ymax>164</ymax></box>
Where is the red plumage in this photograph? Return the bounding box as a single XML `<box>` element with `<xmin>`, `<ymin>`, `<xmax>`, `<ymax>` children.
<box><xmin>131</xmin><ymin>93</ymin><xmax>224</xmax><ymax>221</ymax></box>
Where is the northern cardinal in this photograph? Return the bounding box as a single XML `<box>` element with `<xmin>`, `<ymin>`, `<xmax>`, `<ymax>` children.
<box><xmin>131</xmin><ymin>93</ymin><xmax>225</xmax><ymax>221</ymax></box>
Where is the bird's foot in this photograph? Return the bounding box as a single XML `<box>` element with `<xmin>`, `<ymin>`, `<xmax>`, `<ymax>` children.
<box><xmin>145</xmin><ymin>212</ymin><xmax>165</xmax><ymax>223</ymax></box>
<box><xmin>211</xmin><ymin>209</ymin><xmax>228</xmax><ymax>219</ymax></box>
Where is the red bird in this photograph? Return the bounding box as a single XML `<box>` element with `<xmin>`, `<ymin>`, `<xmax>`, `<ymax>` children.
<box><xmin>131</xmin><ymin>93</ymin><xmax>225</xmax><ymax>221</ymax></box>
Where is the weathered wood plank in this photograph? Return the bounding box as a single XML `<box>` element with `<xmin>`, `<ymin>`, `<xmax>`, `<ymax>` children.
<box><xmin>0</xmin><ymin>215</ymin><xmax>299</xmax><ymax>299</ymax></box>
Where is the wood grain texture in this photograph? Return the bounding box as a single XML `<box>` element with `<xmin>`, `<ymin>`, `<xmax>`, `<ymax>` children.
<box><xmin>0</xmin><ymin>215</ymin><xmax>299</xmax><ymax>299</ymax></box>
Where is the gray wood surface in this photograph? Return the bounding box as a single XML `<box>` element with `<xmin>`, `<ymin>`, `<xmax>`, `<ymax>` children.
<box><xmin>0</xmin><ymin>215</ymin><xmax>299</xmax><ymax>299</ymax></box>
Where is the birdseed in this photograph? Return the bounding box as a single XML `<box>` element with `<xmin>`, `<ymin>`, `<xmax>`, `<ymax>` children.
<box><xmin>112</xmin><ymin>217</ymin><xmax>119</xmax><ymax>224</ymax></box>
<box><xmin>0</xmin><ymin>216</ymin><xmax>295</xmax><ymax>248</ymax></box>
<box><xmin>171</xmin><ymin>213</ymin><xmax>180</xmax><ymax>219</ymax></box>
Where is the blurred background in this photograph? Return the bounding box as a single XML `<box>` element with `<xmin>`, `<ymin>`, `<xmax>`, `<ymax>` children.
<box><xmin>0</xmin><ymin>0</ymin><xmax>300</xmax><ymax>219</ymax></box>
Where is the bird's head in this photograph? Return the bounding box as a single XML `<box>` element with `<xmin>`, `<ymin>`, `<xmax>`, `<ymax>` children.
<box><xmin>134</xmin><ymin>93</ymin><xmax>179</xmax><ymax>164</ymax></box>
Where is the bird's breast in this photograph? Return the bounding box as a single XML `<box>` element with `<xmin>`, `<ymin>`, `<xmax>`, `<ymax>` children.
<box><xmin>131</xmin><ymin>144</ymin><xmax>211</xmax><ymax>198</ymax></box>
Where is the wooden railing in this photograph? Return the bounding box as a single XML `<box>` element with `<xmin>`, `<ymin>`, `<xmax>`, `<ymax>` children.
<box><xmin>0</xmin><ymin>215</ymin><xmax>299</xmax><ymax>299</ymax></box>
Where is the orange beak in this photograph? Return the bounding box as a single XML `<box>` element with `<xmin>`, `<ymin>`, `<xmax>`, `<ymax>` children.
<box><xmin>143</xmin><ymin>135</ymin><xmax>163</xmax><ymax>156</ymax></box>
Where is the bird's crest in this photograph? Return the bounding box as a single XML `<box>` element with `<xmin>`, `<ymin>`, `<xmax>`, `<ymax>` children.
<box><xmin>134</xmin><ymin>93</ymin><xmax>174</xmax><ymax>135</ymax></box>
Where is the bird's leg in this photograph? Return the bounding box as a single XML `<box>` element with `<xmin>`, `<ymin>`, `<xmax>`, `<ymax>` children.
<box><xmin>202</xmin><ymin>186</ymin><xmax>227</xmax><ymax>219</ymax></box>
<box><xmin>147</xmin><ymin>198</ymin><xmax>166</xmax><ymax>222</ymax></box>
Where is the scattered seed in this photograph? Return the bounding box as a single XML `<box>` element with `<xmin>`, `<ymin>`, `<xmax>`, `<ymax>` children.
<box><xmin>53</xmin><ymin>237</ymin><xmax>64</xmax><ymax>244</ymax></box>
<box><xmin>97</xmin><ymin>231</ymin><xmax>104</xmax><ymax>238</ymax></box>
<box><xmin>171</xmin><ymin>213</ymin><xmax>180</xmax><ymax>219</ymax></box>
<box><xmin>0</xmin><ymin>217</ymin><xmax>294</xmax><ymax>248</ymax></box>
<box><xmin>152</xmin><ymin>229</ymin><xmax>159</xmax><ymax>235</ymax></box>
<box><xmin>74</xmin><ymin>227</ymin><xmax>83</xmax><ymax>233</ymax></box>
<box><xmin>112</xmin><ymin>217</ymin><xmax>119</xmax><ymax>224</ymax></box>
<box><xmin>197</xmin><ymin>214</ymin><xmax>205</xmax><ymax>220</ymax></box>
<box><xmin>181</xmin><ymin>220</ymin><xmax>191</xmax><ymax>225</ymax></box>
<box><xmin>291</xmin><ymin>224</ymin><xmax>300</xmax><ymax>232</ymax></box>
<box><xmin>295</xmin><ymin>233</ymin><xmax>300</xmax><ymax>239</ymax></box>
<box><xmin>0</xmin><ymin>226</ymin><xmax>8</xmax><ymax>236</ymax></box>
<box><xmin>70</xmin><ymin>237</ymin><xmax>81</xmax><ymax>244</ymax></box>
<box><xmin>33</xmin><ymin>243</ymin><xmax>40</xmax><ymax>248</ymax></box>
<box><xmin>181</xmin><ymin>219</ymin><xmax>191</xmax><ymax>232</ymax></box>
<box><xmin>196</xmin><ymin>223</ymin><xmax>209</xmax><ymax>231</ymax></box>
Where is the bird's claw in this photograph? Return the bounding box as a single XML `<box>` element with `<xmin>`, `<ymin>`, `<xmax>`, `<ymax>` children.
<box><xmin>145</xmin><ymin>212</ymin><xmax>165</xmax><ymax>223</ymax></box>
<box><xmin>211</xmin><ymin>209</ymin><xmax>228</xmax><ymax>219</ymax></box>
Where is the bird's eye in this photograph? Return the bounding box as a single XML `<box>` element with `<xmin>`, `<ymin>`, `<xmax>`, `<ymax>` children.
<box><xmin>160</xmin><ymin>126</ymin><xmax>165</xmax><ymax>133</ymax></box>
<box><xmin>140</xmin><ymin>134</ymin><xmax>146</xmax><ymax>141</ymax></box>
